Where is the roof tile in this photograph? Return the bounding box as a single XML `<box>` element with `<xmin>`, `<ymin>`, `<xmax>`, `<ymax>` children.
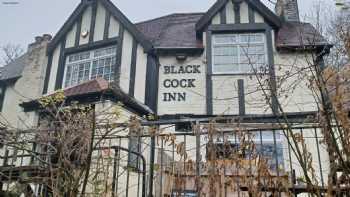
<box><xmin>63</xmin><ymin>78</ymin><xmax>109</xmax><ymax>97</ymax></box>
<box><xmin>136</xmin><ymin>13</ymin><xmax>204</xmax><ymax>49</ymax></box>
<box><xmin>276</xmin><ymin>22</ymin><xmax>328</xmax><ymax>48</ymax></box>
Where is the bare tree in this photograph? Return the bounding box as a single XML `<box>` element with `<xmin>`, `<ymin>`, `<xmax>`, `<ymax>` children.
<box><xmin>0</xmin><ymin>43</ymin><xmax>24</xmax><ymax>66</ymax></box>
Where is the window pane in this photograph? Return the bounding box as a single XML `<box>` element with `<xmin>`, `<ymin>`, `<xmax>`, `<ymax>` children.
<box><xmin>214</xmin><ymin>46</ymin><xmax>237</xmax><ymax>56</ymax></box>
<box><xmin>214</xmin><ymin>35</ymin><xmax>237</xmax><ymax>44</ymax></box>
<box><xmin>214</xmin><ymin>56</ymin><xmax>236</xmax><ymax>65</ymax></box>
<box><xmin>64</xmin><ymin>46</ymin><xmax>117</xmax><ymax>88</ymax></box>
<box><xmin>213</xmin><ymin>64</ymin><xmax>239</xmax><ymax>73</ymax></box>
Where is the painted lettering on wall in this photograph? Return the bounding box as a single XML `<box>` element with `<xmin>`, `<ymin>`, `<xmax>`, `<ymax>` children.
<box><xmin>162</xmin><ymin>65</ymin><xmax>201</xmax><ymax>102</ymax></box>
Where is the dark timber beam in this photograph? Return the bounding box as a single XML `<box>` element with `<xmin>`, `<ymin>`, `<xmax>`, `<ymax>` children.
<box><xmin>75</xmin><ymin>14</ymin><xmax>83</xmax><ymax>47</ymax></box>
<box><xmin>220</xmin><ymin>5</ymin><xmax>227</xmax><ymax>24</ymax></box>
<box><xmin>115</xmin><ymin>25</ymin><xmax>124</xmax><ymax>84</ymax></box>
<box><xmin>54</xmin><ymin>40</ymin><xmax>66</xmax><ymax>90</ymax></box>
<box><xmin>103</xmin><ymin>10</ymin><xmax>111</xmax><ymax>40</ymax></box>
<box><xmin>145</xmin><ymin>55</ymin><xmax>159</xmax><ymax>112</ymax></box>
<box><xmin>206</xmin><ymin>31</ymin><xmax>213</xmax><ymax>115</ymax></box>
<box><xmin>233</xmin><ymin>1</ymin><xmax>241</xmax><ymax>24</ymax></box>
<box><xmin>89</xmin><ymin>0</ymin><xmax>97</xmax><ymax>43</ymax></box>
<box><xmin>248</xmin><ymin>4</ymin><xmax>255</xmax><ymax>23</ymax></box>
<box><xmin>129</xmin><ymin>39</ymin><xmax>138</xmax><ymax>97</ymax></box>
<box><xmin>42</xmin><ymin>54</ymin><xmax>53</xmax><ymax>94</ymax></box>
<box><xmin>65</xmin><ymin>37</ymin><xmax>118</xmax><ymax>55</ymax></box>
<box><xmin>238</xmin><ymin>79</ymin><xmax>245</xmax><ymax>115</ymax></box>
<box><xmin>265</xmin><ymin>26</ymin><xmax>278</xmax><ymax>114</ymax></box>
<box><xmin>208</xmin><ymin>23</ymin><xmax>270</xmax><ymax>32</ymax></box>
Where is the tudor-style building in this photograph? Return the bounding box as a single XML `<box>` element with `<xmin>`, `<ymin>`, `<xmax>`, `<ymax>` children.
<box><xmin>40</xmin><ymin>0</ymin><xmax>328</xmax><ymax>118</ymax></box>
<box><xmin>0</xmin><ymin>0</ymin><xmax>331</xmax><ymax>196</ymax></box>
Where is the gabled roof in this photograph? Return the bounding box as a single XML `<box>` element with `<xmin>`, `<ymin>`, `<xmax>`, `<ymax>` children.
<box><xmin>136</xmin><ymin>13</ymin><xmax>204</xmax><ymax>49</ymax></box>
<box><xmin>195</xmin><ymin>0</ymin><xmax>282</xmax><ymax>32</ymax></box>
<box><xmin>136</xmin><ymin>12</ymin><xmax>327</xmax><ymax>51</ymax></box>
<box><xmin>0</xmin><ymin>53</ymin><xmax>27</xmax><ymax>82</ymax></box>
<box><xmin>21</xmin><ymin>78</ymin><xmax>154</xmax><ymax>116</ymax></box>
<box><xmin>48</xmin><ymin>0</ymin><xmax>152</xmax><ymax>54</ymax></box>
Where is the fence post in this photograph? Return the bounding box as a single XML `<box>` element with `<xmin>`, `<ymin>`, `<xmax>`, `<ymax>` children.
<box><xmin>148</xmin><ymin>126</ymin><xmax>157</xmax><ymax>197</ymax></box>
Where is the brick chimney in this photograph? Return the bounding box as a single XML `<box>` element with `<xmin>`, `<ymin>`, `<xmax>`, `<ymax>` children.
<box><xmin>275</xmin><ymin>0</ymin><xmax>300</xmax><ymax>22</ymax></box>
<box><xmin>27</xmin><ymin>34</ymin><xmax>52</xmax><ymax>52</ymax></box>
<box><xmin>25</xmin><ymin>34</ymin><xmax>52</xmax><ymax>96</ymax></box>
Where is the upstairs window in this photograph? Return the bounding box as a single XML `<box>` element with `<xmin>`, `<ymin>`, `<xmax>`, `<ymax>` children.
<box><xmin>212</xmin><ymin>33</ymin><xmax>267</xmax><ymax>74</ymax></box>
<box><xmin>63</xmin><ymin>46</ymin><xmax>117</xmax><ymax>88</ymax></box>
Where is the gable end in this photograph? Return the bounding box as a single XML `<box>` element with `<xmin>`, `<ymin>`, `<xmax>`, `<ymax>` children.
<box><xmin>195</xmin><ymin>0</ymin><xmax>281</xmax><ymax>33</ymax></box>
<box><xmin>47</xmin><ymin>0</ymin><xmax>153</xmax><ymax>55</ymax></box>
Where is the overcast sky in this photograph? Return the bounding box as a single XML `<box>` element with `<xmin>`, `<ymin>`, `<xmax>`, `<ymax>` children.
<box><xmin>0</xmin><ymin>0</ymin><xmax>336</xmax><ymax>50</ymax></box>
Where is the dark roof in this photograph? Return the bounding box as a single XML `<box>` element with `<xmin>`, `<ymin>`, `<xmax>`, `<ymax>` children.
<box><xmin>195</xmin><ymin>0</ymin><xmax>282</xmax><ymax>32</ymax></box>
<box><xmin>276</xmin><ymin>22</ymin><xmax>330</xmax><ymax>49</ymax></box>
<box><xmin>136</xmin><ymin>13</ymin><xmax>328</xmax><ymax>51</ymax></box>
<box><xmin>136</xmin><ymin>13</ymin><xmax>204</xmax><ymax>49</ymax></box>
<box><xmin>0</xmin><ymin>53</ymin><xmax>27</xmax><ymax>82</ymax></box>
<box><xmin>21</xmin><ymin>78</ymin><xmax>154</xmax><ymax>116</ymax></box>
<box><xmin>63</xmin><ymin>77</ymin><xmax>109</xmax><ymax>97</ymax></box>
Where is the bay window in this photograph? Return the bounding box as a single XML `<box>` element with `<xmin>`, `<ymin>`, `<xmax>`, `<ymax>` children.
<box><xmin>212</xmin><ymin>33</ymin><xmax>267</xmax><ymax>74</ymax></box>
<box><xmin>63</xmin><ymin>46</ymin><xmax>117</xmax><ymax>88</ymax></box>
<box><xmin>211</xmin><ymin>131</ymin><xmax>284</xmax><ymax>171</ymax></box>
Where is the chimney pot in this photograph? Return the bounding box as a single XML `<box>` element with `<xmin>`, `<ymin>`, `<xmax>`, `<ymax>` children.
<box><xmin>276</xmin><ymin>0</ymin><xmax>300</xmax><ymax>22</ymax></box>
<box><xmin>42</xmin><ymin>34</ymin><xmax>52</xmax><ymax>41</ymax></box>
<box><xmin>35</xmin><ymin>36</ymin><xmax>43</xmax><ymax>43</ymax></box>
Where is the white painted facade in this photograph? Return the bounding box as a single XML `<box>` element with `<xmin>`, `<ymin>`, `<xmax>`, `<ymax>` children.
<box><xmin>0</xmin><ymin>0</ymin><xmax>331</xmax><ymax>196</ymax></box>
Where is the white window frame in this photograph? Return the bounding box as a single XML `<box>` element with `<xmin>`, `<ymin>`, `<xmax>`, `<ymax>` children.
<box><xmin>211</xmin><ymin>33</ymin><xmax>268</xmax><ymax>74</ymax></box>
<box><xmin>62</xmin><ymin>46</ymin><xmax>117</xmax><ymax>88</ymax></box>
<box><xmin>215</xmin><ymin>130</ymin><xmax>284</xmax><ymax>170</ymax></box>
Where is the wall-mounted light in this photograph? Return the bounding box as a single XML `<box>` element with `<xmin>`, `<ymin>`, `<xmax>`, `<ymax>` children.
<box><xmin>176</xmin><ymin>54</ymin><xmax>188</xmax><ymax>61</ymax></box>
<box><xmin>81</xmin><ymin>30</ymin><xmax>89</xmax><ymax>38</ymax></box>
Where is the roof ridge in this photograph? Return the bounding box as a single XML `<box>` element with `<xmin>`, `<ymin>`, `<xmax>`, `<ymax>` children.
<box><xmin>135</xmin><ymin>12</ymin><xmax>204</xmax><ymax>25</ymax></box>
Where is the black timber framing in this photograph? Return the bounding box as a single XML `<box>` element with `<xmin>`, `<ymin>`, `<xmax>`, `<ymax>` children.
<box><xmin>196</xmin><ymin>0</ymin><xmax>227</xmax><ymax>32</ymax></box>
<box><xmin>47</xmin><ymin>2</ymin><xmax>88</xmax><ymax>53</ymax></box>
<box><xmin>238</xmin><ymin>79</ymin><xmax>245</xmax><ymax>115</ymax></box>
<box><xmin>153</xmin><ymin>48</ymin><xmax>204</xmax><ymax>56</ymax></box>
<box><xmin>248</xmin><ymin>4</ymin><xmax>255</xmax><ymax>23</ymax></box>
<box><xmin>103</xmin><ymin>10</ymin><xmax>111</xmax><ymax>40</ymax></box>
<box><xmin>233</xmin><ymin>1</ymin><xmax>241</xmax><ymax>24</ymax></box>
<box><xmin>208</xmin><ymin>23</ymin><xmax>270</xmax><ymax>32</ymax></box>
<box><xmin>206</xmin><ymin>30</ymin><xmax>213</xmax><ymax>115</ymax></box>
<box><xmin>115</xmin><ymin>25</ymin><xmax>124</xmax><ymax>85</ymax></box>
<box><xmin>196</xmin><ymin>0</ymin><xmax>281</xmax><ymax>32</ymax></box>
<box><xmin>48</xmin><ymin>0</ymin><xmax>152</xmax><ymax>55</ymax></box>
<box><xmin>65</xmin><ymin>37</ymin><xmax>118</xmax><ymax>55</ymax></box>
<box><xmin>265</xmin><ymin>26</ymin><xmax>278</xmax><ymax>114</ymax></box>
<box><xmin>75</xmin><ymin>14</ymin><xmax>83</xmax><ymax>47</ymax></box>
<box><xmin>220</xmin><ymin>4</ymin><xmax>227</xmax><ymax>24</ymax></box>
<box><xmin>145</xmin><ymin>54</ymin><xmax>159</xmax><ymax>113</ymax></box>
<box><xmin>54</xmin><ymin>39</ymin><xmax>67</xmax><ymax>90</ymax></box>
<box><xmin>99</xmin><ymin>0</ymin><xmax>153</xmax><ymax>52</ymax></box>
<box><xmin>89</xmin><ymin>0</ymin><xmax>98</xmax><ymax>43</ymax></box>
<box><xmin>129</xmin><ymin>38</ymin><xmax>138</xmax><ymax>97</ymax></box>
<box><xmin>42</xmin><ymin>54</ymin><xmax>53</xmax><ymax>94</ymax></box>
